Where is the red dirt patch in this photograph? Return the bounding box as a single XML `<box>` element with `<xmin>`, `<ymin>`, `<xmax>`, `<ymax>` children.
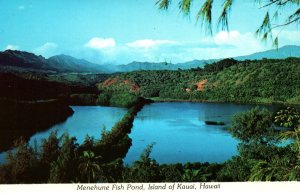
<box><xmin>196</xmin><ymin>79</ymin><xmax>208</xmax><ymax>91</ymax></box>
<box><xmin>123</xmin><ymin>79</ymin><xmax>140</xmax><ymax>92</ymax></box>
<box><xmin>101</xmin><ymin>77</ymin><xmax>140</xmax><ymax>92</ymax></box>
<box><xmin>131</xmin><ymin>84</ymin><xmax>140</xmax><ymax>92</ymax></box>
<box><xmin>102</xmin><ymin>77</ymin><xmax>119</xmax><ymax>86</ymax></box>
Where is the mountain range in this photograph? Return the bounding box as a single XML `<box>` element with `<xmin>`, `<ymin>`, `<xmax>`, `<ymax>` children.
<box><xmin>0</xmin><ymin>45</ymin><xmax>299</xmax><ymax>73</ymax></box>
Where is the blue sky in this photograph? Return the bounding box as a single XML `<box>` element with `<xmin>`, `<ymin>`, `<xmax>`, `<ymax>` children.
<box><xmin>0</xmin><ymin>0</ymin><xmax>299</xmax><ymax>64</ymax></box>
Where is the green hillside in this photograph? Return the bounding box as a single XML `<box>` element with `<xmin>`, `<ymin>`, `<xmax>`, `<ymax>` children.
<box><xmin>97</xmin><ymin>57</ymin><xmax>300</xmax><ymax>105</ymax></box>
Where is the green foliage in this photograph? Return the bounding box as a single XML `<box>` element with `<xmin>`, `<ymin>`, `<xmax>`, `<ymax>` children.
<box><xmin>203</xmin><ymin>58</ymin><xmax>237</xmax><ymax>73</ymax></box>
<box><xmin>96</xmin><ymin>93</ymin><xmax>110</xmax><ymax>106</ymax></box>
<box><xmin>217</xmin><ymin>156</ymin><xmax>252</xmax><ymax>181</ymax></box>
<box><xmin>39</xmin><ymin>131</ymin><xmax>60</xmax><ymax>180</ymax></box>
<box><xmin>274</xmin><ymin>107</ymin><xmax>300</xmax><ymax>129</ymax></box>
<box><xmin>159</xmin><ymin>164</ymin><xmax>183</xmax><ymax>182</ymax></box>
<box><xmin>123</xmin><ymin>144</ymin><xmax>162</xmax><ymax>182</ymax></box>
<box><xmin>41</xmin><ymin>131</ymin><xmax>60</xmax><ymax>165</ymax></box>
<box><xmin>226</xmin><ymin>107</ymin><xmax>300</xmax><ymax>181</ymax></box>
<box><xmin>109</xmin><ymin>92</ymin><xmax>139</xmax><ymax>108</ymax></box>
<box><xmin>48</xmin><ymin>134</ymin><xmax>78</xmax><ymax>183</ymax></box>
<box><xmin>78</xmin><ymin>151</ymin><xmax>102</xmax><ymax>183</ymax></box>
<box><xmin>80</xmin><ymin>135</ymin><xmax>95</xmax><ymax>152</ymax></box>
<box><xmin>100</xmin><ymin>158</ymin><xmax>124</xmax><ymax>182</ymax></box>
<box><xmin>248</xmin><ymin>143</ymin><xmax>300</xmax><ymax>181</ymax></box>
<box><xmin>229</xmin><ymin>107</ymin><xmax>275</xmax><ymax>144</ymax></box>
<box><xmin>0</xmin><ymin>138</ymin><xmax>39</xmax><ymax>183</ymax></box>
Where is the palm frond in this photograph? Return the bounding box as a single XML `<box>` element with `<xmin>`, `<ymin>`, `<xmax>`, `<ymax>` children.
<box><xmin>179</xmin><ymin>0</ymin><xmax>193</xmax><ymax>15</ymax></box>
<box><xmin>255</xmin><ymin>12</ymin><xmax>273</xmax><ymax>42</ymax></box>
<box><xmin>217</xmin><ymin>0</ymin><xmax>233</xmax><ymax>31</ymax></box>
<box><xmin>156</xmin><ymin>0</ymin><xmax>171</xmax><ymax>10</ymax></box>
<box><xmin>196</xmin><ymin>0</ymin><xmax>214</xmax><ymax>35</ymax></box>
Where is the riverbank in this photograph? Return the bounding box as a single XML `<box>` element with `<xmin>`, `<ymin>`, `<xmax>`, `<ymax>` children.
<box><xmin>149</xmin><ymin>97</ymin><xmax>300</xmax><ymax>107</ymax></box>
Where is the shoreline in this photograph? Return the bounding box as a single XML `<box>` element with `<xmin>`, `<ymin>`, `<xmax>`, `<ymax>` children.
<box><xmin>148</xmin><ymin>97</ymin><xmax>300</xmax><ymax>107</ymax></box>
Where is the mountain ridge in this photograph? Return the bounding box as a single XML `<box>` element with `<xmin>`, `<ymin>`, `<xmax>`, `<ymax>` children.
<box><xmin>0</xmin><ymin>45</ymin><xmax>299</xmax><ymax>73</ymax></box>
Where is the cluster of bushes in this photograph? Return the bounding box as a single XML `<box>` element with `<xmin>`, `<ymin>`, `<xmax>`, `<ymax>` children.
<box><xmin>68</xmin><ymin>91</ymin><xmax>140</xmax><ymax>108</ymax></box>
<box><xmin>96</xmin><ymin>92</ymin><xmax>140</xmax><ymax>108</ymax></box>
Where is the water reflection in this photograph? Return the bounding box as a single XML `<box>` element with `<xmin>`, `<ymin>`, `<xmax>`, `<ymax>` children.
<box><xmin>124</xmin><ymin>102</ymin><xmax>276</xmax><ymax>164</ymax></box>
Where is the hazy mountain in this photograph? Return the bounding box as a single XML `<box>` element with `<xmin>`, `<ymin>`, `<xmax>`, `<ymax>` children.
<box><xmin>0</xmin><ymin>45</ymin><xmax>299</xmax><ymax>74</ymax></box>
<box><xmin>0</xmin><ymin>50</ymin><xmax>54</xmax><ymax>72</ymax></box>
<box><xmin>235</xmin><ymin>45</ymin><xmax>300</xmax><ymax>60</ymax></box>
<box><xmin>0</xmin><ymin>50</ymin><xmax>108</xmax><ymax>73</ymax></box>
<box><xmin>113</xmin><ymin>45</ymin><xmax>300</xmax><ymax>72</ymax></box>
<box><xmin>112</xmin><ymin>59</ymin><xmax>217</xmax><ymax>72</ymax></box>
<box><xmin>48</xmin><ymin>54</ymin><xmax>108</xmax><ymax>73</ymax></box>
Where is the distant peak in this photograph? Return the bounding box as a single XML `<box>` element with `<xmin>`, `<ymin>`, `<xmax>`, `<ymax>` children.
<box><xmin>49</xmin><ymin>54</ymin><xmax>73</xmax><ymax>59</ymax></box>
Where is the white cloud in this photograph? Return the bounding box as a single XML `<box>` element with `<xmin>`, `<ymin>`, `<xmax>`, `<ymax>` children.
<box><xmin>119</xmin><ymin>32</ymin><xmax>266</xmax><ymax>63</ymax></box>
<box><xmin>85</xmin><ymin>37</ymin><xmax>116</xmax><ymax>50</ymax></box>
<box><xmin>126</xmin><ymin>39</ymin><xmax>176</xmax><ymax>49</ymax></box>
<box><xmin>210</xmin><ymin>30</ymin><xmax>267</xmax><ymax>58</ymax></box>
<box><xmin>5</xmin><ymin>44</ymin><xmax>19</xmax><ymax>50</ymax></box>
<box><xmin>214</xmin><ymin>30</ymin><xmax>262</xmax><ymax>49</ymax></box>
<box><xmin>17</xmin><ymin>5</ymin><xmax>25</xmax><ymax>10</ymax></box>
<box><xmin>214</xmin><ymin>31</ymin><xmax>241</xmax><ymax>45</ymax></box>
<box><xmin>275</xmin><ymin>30</ymin><xmax>300</xmax><ymax>46</ymax></box>
<box><xmin>81</xmin><ymin>31</ymin><xmax>283</xmax><ymax>64</ymax></box>
<box><xmin>34</xmin><ymin>42</ymin><xmax>58</xmax><ymax>57</ymax></box>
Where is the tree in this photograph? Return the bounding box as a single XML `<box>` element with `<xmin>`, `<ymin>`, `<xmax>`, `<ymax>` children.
<box><xmin>48</xmin><ymin>134</ymin><xmax>79</xmax><ymax>183</ymax></box>
<box><xmin>78</xmin><ymin>151</ymin><xmax>102</xmax><ymax>183</ymax></box>
<box><xmin>123</xmin><ymin>144</ymin><xmax>162</xmax><ymax>182</ymax></box>
<box><xmin>248</xmin><ymin>107</ymin><xmax>300</xmax><ymax>181</ymax></box>
<box><xmin>229</xmin><ymin>107</ymin><xmax>275</xmax><ymax>144</ymax></box>
<box><xmin>4</xmin><ymin>138</ymin><xmax>39</xmax><ymax>183</ymax></box>
<box><xmin>156</xmin><ymin>0</ymin><xmax>300</xmax><ymax>46</ymax></box>
<box><xmin>41</xmin><ymin>131</ymin><xmax>60</xmax><ymax>165</ymax></box>
<box><xmin>274</xmin><ymin>107</ymin><xmax>300</xmax><ymax>128</ymax></box>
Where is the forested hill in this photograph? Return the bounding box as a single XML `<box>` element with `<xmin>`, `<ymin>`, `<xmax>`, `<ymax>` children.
<box><xmin>97</xmin><ymin>57</ymin><xmax>300</xmax><ymax>105</ymax></box>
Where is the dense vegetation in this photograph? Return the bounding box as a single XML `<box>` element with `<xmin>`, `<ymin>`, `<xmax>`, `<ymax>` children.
<box><xmin>0</xmin><ymin>105</ymin><xmax>299</xmax><ymax>183</ymax></box>
<box><xmin>98</xmin><ymin>58</ymin><xmax>300</xmax><ymax>105</ymax></box>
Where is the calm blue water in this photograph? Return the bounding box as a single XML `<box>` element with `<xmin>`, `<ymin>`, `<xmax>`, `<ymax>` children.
<box><xmin>124</xmin><ymin>102</ymin><xmax>276</xmax><ymax>164</ymax></box>
<box><xmin>0</xmin><ymin>102</ymin><xmax>277</xmax><ymax>164</ymax></box>
<box><xmin>29</xmin><ymin>106</ymin><xmax>127</xmax><ymax>144</ymax></box>
<box><xmin>0</xmin><ymin>106</ymin><xmax>127</xmax><ymax>163</ymax></box>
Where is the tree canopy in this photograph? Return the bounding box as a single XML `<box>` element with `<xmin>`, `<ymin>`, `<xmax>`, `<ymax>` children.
<box><xmin>156</xmin><ymin>0</ymin><xmax>300</xmax><ymax>47</ymax></box>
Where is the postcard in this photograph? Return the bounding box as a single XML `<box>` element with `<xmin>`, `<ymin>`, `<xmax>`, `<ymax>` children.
<box><xmin>0</xmin><ymin>1</ymin><xmax>299</xmax><ymax>193</ymax></box>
